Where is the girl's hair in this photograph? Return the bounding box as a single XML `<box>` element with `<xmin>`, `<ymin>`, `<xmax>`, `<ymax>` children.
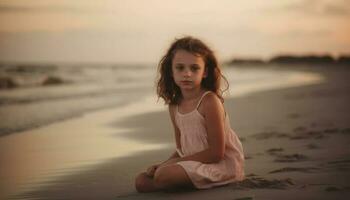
<box><xmin>156</xmin><ymin>36</ymin><xmax>229</xmax><ymax>105</ymax></box>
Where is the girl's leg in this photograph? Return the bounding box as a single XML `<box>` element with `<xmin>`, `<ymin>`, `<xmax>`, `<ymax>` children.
<box><xmin>153</xmin><ymin>164</ymin><xmax>194</xmax><ymax>190</ymax></box>
<box><xmin>135</xmin><ymin>164</ymin><xmax>194</xmax><ymax>193</ymax></box>
<box><xmin>135</xmin><ymin>172</ymin><xmax>160</xmax><ymax>193</ymax></box>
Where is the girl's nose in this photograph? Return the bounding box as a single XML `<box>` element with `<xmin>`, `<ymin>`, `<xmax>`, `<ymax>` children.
<box><xmin>183</xmin><ymin>69</ymin><xmax>191</xmax><ymax>77</ymax></box>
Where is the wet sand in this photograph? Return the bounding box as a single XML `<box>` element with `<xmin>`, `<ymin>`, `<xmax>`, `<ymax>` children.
<box><xmin>1</xmin><ymin>65</ymin><xmax>350</xmax><ymax>199</ymax></box>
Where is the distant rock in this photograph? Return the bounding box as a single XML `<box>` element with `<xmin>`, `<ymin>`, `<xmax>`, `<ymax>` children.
<box><xmin>227</xmin><ymin>58</ymin><xmax>266</xmax><ymax>66</ymax></box>
<box><xmin>226</xmin><ymin>54</ymin><xmax>350</xmax><ymax>67</ymax></box>
<box><xmin>5</xmin><ymin>64</ymin><xmax>57</xmax><ymax>74</ymax></box>
<box><xmin>0</xmin><ymin>76</ymin><xmax>18</xmax><ymax>89</ymax></box>
<box><xmin>269</xmin><ymin>55</ymin><xmax>335</xmax><ymax>65</ymax></box>
<box><xmin>338</xmin><ymin>55</ymin><xmax>350</xmax><ymax>65</ymax></box>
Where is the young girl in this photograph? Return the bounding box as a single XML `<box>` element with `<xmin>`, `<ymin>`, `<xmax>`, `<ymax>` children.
<box><xmin>135</xmin><ymin>36</ymin><xmax>244</xmax><ymax>192</ymax></box>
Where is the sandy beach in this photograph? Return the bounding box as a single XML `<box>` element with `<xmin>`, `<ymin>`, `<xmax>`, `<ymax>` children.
<box><xmin>1</xmin><ymin>65</ymin><xmax>350</xmax><ymax>200</ymax></box>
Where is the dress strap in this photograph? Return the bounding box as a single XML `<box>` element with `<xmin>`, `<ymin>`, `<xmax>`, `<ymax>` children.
<box><xmin>196</xmin><ymin>91</ymin><xmax>212</xmax><ymax>109</ymax></box>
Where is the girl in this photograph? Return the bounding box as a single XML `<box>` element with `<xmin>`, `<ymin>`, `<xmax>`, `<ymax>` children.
<box><xmin>135</xmin><ymin>36</ymin><xmax>245</xmax><ymax>192</ymax></box>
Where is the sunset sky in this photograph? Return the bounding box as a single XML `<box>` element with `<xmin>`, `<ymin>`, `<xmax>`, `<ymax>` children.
<box><xmin>0</xmin><ymin>0</ymin><xmax>349</xmax><ymax>64</ymax></box>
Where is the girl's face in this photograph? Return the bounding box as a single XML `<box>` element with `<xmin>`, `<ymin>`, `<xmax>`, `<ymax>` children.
<box><xmin>171</xmin><ymin>50</ymin><xmax>207</xmax><ymax>92</ymax></box>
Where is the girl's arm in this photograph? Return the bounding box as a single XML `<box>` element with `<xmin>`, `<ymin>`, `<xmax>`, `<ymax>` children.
<box><xmin>146</xmin><ymin>150</ymin><xmax>180</xmax><ymax>177</ymax></box>
<box><xmin>162</xmin><ymin>93</ymin><xmax>225</xmax><ymax>165</ymax></box>
<box><xmin>168</xmin><ymin>105</ymin><xmax>182</xmax><ymax>152</ymax></box>
<box><xmin>154</xmin><ymin>105</ymin><xmax>182</xmax><ymax>167</ymax></box>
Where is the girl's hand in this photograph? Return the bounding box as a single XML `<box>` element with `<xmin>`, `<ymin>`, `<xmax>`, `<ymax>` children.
<box><xmin>146</xmin><ymin>157</ymin><xmax>182</xmax><ymax>177</ymax></box>
<box><xmin>160</xmin><ymin>157</ymin><xmax>182</xmax><ymax>167</ymax></box>
<box><xmin>146</xmin><ymin>164</ymin><xmax>159</xmax><ymax>177</ymax></box>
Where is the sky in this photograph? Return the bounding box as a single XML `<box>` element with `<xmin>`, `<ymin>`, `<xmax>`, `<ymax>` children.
<box><xmin>0</xmin><ymin>0</ymin><xmax>349</xmax><ymax>64</ymax></box>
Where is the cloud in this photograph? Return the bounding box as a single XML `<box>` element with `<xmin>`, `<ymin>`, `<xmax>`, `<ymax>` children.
<box><xmin>279</xmin><ymin>0</ymin><xmax>350</xmax><ymax>16</ymax></box>
<box><xmin>322</xmin><ymin>3</ymin><xmax>350</xmax><ymax>15</ymax></box>
<box><xmin>0</xmin><ymin>4</ymin><xmax>104</xmax><ymax>14</ymax></box>
<box><xmin>283</xmin><ymin>29</ymin><xmax>331</xmax><ymax>38</ymax></box>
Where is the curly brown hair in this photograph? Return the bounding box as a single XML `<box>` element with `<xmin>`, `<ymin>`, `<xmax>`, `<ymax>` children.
<box><xmin>156</xmin><ymin>36</ymin><xmax>228</xmax><ymax>105</ymax></box>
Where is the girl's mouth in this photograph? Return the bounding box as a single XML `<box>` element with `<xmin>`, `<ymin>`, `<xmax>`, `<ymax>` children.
<box><xmin>181</xmin><ymin>80</ymin><xmax>192</xmax><ymax>84</ymax></box>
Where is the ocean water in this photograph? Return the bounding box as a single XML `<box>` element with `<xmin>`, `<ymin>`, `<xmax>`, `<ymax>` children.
<box><xmin>0</xmin><ymin>63</ymin><xmax>324</xmax><ymax>136</ymax></box>
<box><xmin>0</xmin><ymin>64</ymin><xmax>156</xmax><ymax>136</ymax></box>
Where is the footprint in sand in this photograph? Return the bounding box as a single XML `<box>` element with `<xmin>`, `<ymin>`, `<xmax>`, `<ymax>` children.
<box><xmin>341</xmin><ymin>128</ymin><xmax>350</xmax><ymax>135</ymax></box>
<box><xmin>291</xmin><ymin>127</ymin><xmax>350</xmax><ymax>140</ymax></box>
<box><xmin>273</xmin><ymin>153</ymin><xmax>309</xmax><ymax>162</ymax></box>
<box><xmin>269</xmin><ymin>167</ymin><xmax>319</xmax><ymax>174</ymax></box>
<box><xmin>293</xmin><ymin>126</ymin><xmax>307</xmax><ymax>132</ymax></box>
<box><xmin>324</xmin><ymin>159</ymin><xmax>350</xmax><ymax>171</ymax></box>
<box><xmin>231</xmin><ymin>176</ymin><xmax>294</xmax><ymax>190</ymax></box>
<box><xmin>266</xmin><ymin>148</ymin><xmax>284</xmax><ymax>154</ymax></box>
<box><xmin>235</xmin><ymin>197</ymin><xmax>254</xmax><ymax>200</ymax></box>
<box><xmin>306</xmin><ymin>143</ymin><xmax>320</xmax><ymax>149</ymax></box>
<box><xmin>323</xmin><ymin>128</ymin><xmax>340</xmax><ymax>134</ymax></box>
<box><xmin>327</xmin><ymin>159</ymin><xmax>350</xmax><ymax>165</ymax></box>
<box><xmin>251</xmin><ymin>131</ymin><xmax>289</xmax><ymax>140</ymax></box>
<box><xmin>245</xmin><ymin>173</ymin><xmax>258</xmax><ymax>177</ymax></box>
<box><xmin>290</xmin><ymin>130</ymin><xmax>326</xmax><ymax>140</ymax></box>
<box><xmin>324</xmin><ymin>186</ymin><xmax>350</xmax><ymax>192</ymax></box>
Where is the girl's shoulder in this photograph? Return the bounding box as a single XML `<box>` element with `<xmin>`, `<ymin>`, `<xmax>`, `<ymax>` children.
<box><xmin>201</xmin><ymin>91</ymin><xmax>222</xmax><ymax>105</ymax></box>
<box><xmin>198</xmin><ymin>91</ymin><xmax>224</xmax><ymax>115</ymax></box>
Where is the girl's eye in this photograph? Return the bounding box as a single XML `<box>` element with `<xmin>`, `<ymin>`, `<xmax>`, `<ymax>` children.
<box><xmin>175</xmin><ymin>65</ymin><xmax>184</xmax><ymax>71</ymax></box>
<box><xmin>191</xmin><ymin>66</ymin><xmax>200</xmax><ymax>72</ymax></box>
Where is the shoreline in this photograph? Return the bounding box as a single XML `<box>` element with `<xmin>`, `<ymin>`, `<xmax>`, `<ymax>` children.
<box><xmin>1</xmin><ymin>66</ymin><xmax>349</xmax><ymax>199</ymax></box>
<box><xmin>0</xmin><ymin>65</ymin><xmax>324</xmax><ymax>137</ymax></box>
